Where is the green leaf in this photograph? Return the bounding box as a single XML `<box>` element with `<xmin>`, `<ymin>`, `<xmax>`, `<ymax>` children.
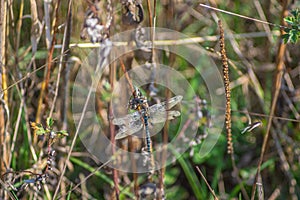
<box><xmin>290</xmin><ymin>29</ymin><xmax>300</xmax><ymax>43</ymax></box>
<box><xmin>56</xmin><ymin>130</ymin><xmax>69</xmax><ymax>137</ymax></box>
<box><xmin>282</xmin><ymin>33</ymin><xmax>290</xmax><ymax>43</ymax></box>
<box><xmin>30</xmin><ymin>122</ymin><xmax>46</xmax><ymax>135</ymax></box>
<box><xmin>35</xmin><ymin>129</ymin><xmax>46</xmax><ymax>135</ymax></box>
<box><xmin>291</xmin><ymin>9</ymin><xmax>299</xmax><ymax>18</ymax></box>
<box><xmin>170</xmin><ymin>146</ymin><xmax>205</xmax><ymax>199</ymax></box>
<box><xmin>284</xmin><ymin>16</ymin><xmax>295</xmax><ymax>25</ymax></box>
<box><xmin>284</xmin><ymin>27</ymin><xmax>291</xmax><ymax>33</ymax></box>
<box><xmin>283</xmin><ymin>9</ymin><xmax>300</xmax><ymax>44</ymax></box>
<box><xmin>46</xmin><ymin>117</ymin><xmax>54</xmax><ymax>128</ymax></box>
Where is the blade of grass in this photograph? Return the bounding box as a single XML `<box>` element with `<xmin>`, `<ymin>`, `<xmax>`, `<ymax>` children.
<box><xmin>196</xmin><ymin>166</ymin><xmax>219</xmax><ymax>200</ymax></box>
<box><xmin>69</xmin><ymin>157</ymin><xmax>134</xmax><ymax>199</ymax></box>
<box><xmin>70</xmin><ymin>157</ymin><xmax>113</xmax><ymax>187</ymax></box>
<box><xmin>170</xmin><ymin>146</ymin><xmax>204</xmax><ymax>199</ymax></box>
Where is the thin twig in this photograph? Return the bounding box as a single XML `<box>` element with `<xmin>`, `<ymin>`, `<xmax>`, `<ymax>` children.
<box><xmin>253</xmin><ymin>0</ymin><xmax>273</xmax><ymax>43</ymax></box>
<box><xmin>196</xmin><ymin>166</ymin><xmax>219</xmax><ymax>200</ymax></box>
<box><xmin>108</xmin><ymin>3</ymin><xmax>120</xmax><ymax>194</ymax></box>
<box><xmin>229</xmin><ymin>108</ymin><xmax>300</xmax><ymax>123</ymax></box>
<box><xmin>158</xmin><ymin>87</ymin><xmax>171</xmax><ymax>199</ymax></box>
<box><xmin>209</xmin><ymin>3</ymin><xmax>266</xmax><ymax>118</ymax></box>
<box><xmin>0</xmin><ymin>55</ymin><xmax>63</xmax><ymax>94</ymax></box>
<box><xmin>151</xmin><ymin>0</ymin><xmax>156</xmax><ymax>64</ymax></box>
<box><xmin>57</xmin><ymin>159</ymin><xmax>113</xmax><ymax>199</ymax></box>
<box><xmin>53</xmin><ymin>33</ymin><xmax>112</xmax><ymax>200</ymax></box>
<box><xmin>268</xmin><ymin>187</ymin><xmax>281</xmax><ymax>200</ymax></box>
<box><xmin>146</xmin><ymin>0</ymin><xmax>153</xmax><ymax>28</ymax></box>
<box><xmin>53</xmin><ymin>79</ymin><xmax>94</xmax><ymax>199</ymax></box>
<box><xmin>8</xmin><ymin>89</ymin><xmax>25</xmax><ymax>166</ymax></box>
<box><xmin>271</xmin><ymin>127</ymin><xmax>297</xmax><ymax>199</ymax></box>
<box><xmin>15</xmin><ymin>0</ymin><xmax>24</xmax><ymax>61</ymax></box>
<box><xmin>36</xmin><ymin>0</ymin><xmax>61</xmax><ymax>124</ymax></box>
<box><xmin>250</xmin><ymin>1</ymin><xmax>288</xmax><ymax>199</ymax></box>
<box><xmin>30</xmin><ymin>0</ymin><xmax>42</xmax><ymax>54</ymax></box>
<box><xmin>54</xmin><ymin>30</ymin><xmax>281</xmax><ymax>49</ymax></box>
<box><xmin>110</xmin><ymin>71</ymin><xmax>120</xmax><ymax>199</ymax></box>
<box><xmin>44</xmin><ymin>0</ymin><xmax>52</xmax><ymax>49</ymax></box>
<box><xmin>199</xmin><ymin>4</ymin><xmax>286</xmax><ymax>29</ymax></box>
<box><xmin>282</xmin><ymin>91</ymin><xmax>300</xmax><ymax>120</ymax></box>
<box><xmin>119</xmin><ymin>58</ymin><xmax>134</xmax><ymax>92</ymax></box>
<box><xmin>0</xmin><ymin>179</ymin><xmax>17</xmax><ymax>200</ymax></box>
<box><xmin>49</xmin><ymin>0</ymin><xmax>73</xmax><ymax>117</ymax></box>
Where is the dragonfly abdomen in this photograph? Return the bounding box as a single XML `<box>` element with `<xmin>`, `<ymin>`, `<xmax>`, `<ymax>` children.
<box><xmin>143</xmin><ymin>115</ymin><xmax>151</xmax><ymax>153</ymax></box>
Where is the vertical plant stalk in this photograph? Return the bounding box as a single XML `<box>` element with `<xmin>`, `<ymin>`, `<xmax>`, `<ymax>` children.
<box><xmin>109</xmin><ymin>86</ymin><xmax>118</xmax><ymax>192</ymax></box>
<box><xmin>14</xmin><ymin>0</ymin><xmax>38</xmax><ymax>163</ymax></box>
<box><xmin>218</xmin><ymin>20</ymin><xmax>233</xmax><ymax>155</ymax></box>
<box><xmin>144</xmin><ymin>1</ymin><xmax>157</xmax><ymax>173</ymax></box>
<box><xmin>158</xmin><ymin>88</ymin><xmax>171</xmax><ymax>199</ymax></box>
<box><xmin>119</xmin><ymin>58</ymin><xmax>139</xmax><ymax>196</ymax></box>
<box><xmin>30</xmin><ymin>0</ymin><xmax>42</xmax><ymax>55</ymax></box>
<box><xmin>250</xmin><ymin>0</ymin><xmax>288</xmax><ymax>199</ymax></box>
<box><xmin>53</xmin><ymin>68</ymin><xmax>94</xmax><ymax>199</ymax></box>
<box><xmin>44</xmin><ymin>0</ymin><xmax>52</xmax><ymax>49</ymax></box>
<box><xmin>119</xmin><ymin>58</ymin><xmax>140</xmax><ymax>196</ymax></box>
<box><xmin>159</xmin><ymin>5</ymin><xmax>175</xmax><ymax>194</ymax></box>
<box><xmin>50</xmin><ymin>0</ymin><xmax>72</xmax><ymax>118</ymax></box>
<box><xmin>151</xmin><ymin>0</ymin><xmax>156</xmax><ymax>64</ymax></box>
<box><xmin>109</xmin><ymin>64</ymin><xmax>120</xmax><ymax>199</ymax></box>
<box><xmin>149</xmin><ymin>0</ymin><xmax>157</xmax><ymax>94</ymax></box>
<box><xmin>36</xmin><ymin>0</ymin><xmax>61</xmax><ymax>125</ymax></box>
<box><xmin>119</xmin><ymin>59</ymin><xmax>134</xmax><ymax>92</ymax></box>
<box><xmin>0</xmin><ymin>0</ymin><xmax>7</xmax><ymax>179</ymax></box>
<box><xmin>271</xmin><ymin>126</ymin><xmax>297</xmax><ymax>199</ymax></box>
<box><xmin>218</xmin><ymin>20</ymin><xmax>250</xmax><ymax>200</ymax></box>
<box><xmin>15</xmin><ymin>0</ymin><xmax>24</xmax><ymax>63</ymax></box>
<box><xmin>128</xmin><ymin>135</ymin><xmax>139</xmax><ymax>197</ymax></box>
<box><xmin>146</xmin><ymin>0</ymin><xmax>155</xmax><ymax>64</ymax></box>
<box><xmin>0</xmin><ymin>1</ymin><xmax>9</xmax><ymax>199</ymax></box>
<box><xmin>146</xmin><ymin>0</ymin><xmax>153</xmax><ymax>28</ymax></box>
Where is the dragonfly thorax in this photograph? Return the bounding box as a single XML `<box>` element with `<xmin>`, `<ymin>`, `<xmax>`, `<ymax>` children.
<box><xmin>129</xmin><ymin>88</ymin><xmax>149</xmax><ymax>111</ymax></box>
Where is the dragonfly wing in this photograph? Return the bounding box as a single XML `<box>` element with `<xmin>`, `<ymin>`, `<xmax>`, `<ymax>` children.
<box><xmin>112</xmin><ymin>111</ymin><xmax>141</xmax><ymax>125</ymax></box>
<box><xmin>166</xmin><ymin>110</ymin><xmax>181</xmax><ymax>119</ymax></box>
<box><xmin>115</xmin><ymin>118</ymin><xmax>143</xmax><ymax>140</ymax></box>
<box><xmin>149</xmin><ymin>95</ymin><xmax>183</xmax><ymax>113</ymax></box>
<box><xmin>114</xmin><ymin>95</ymin><xmax>182</xmax><ymax>139</ymax></box>
<box><xmin>150</xmin><ymin>110</ymin><xmax>181</xmax><ymax>124</ymax></box>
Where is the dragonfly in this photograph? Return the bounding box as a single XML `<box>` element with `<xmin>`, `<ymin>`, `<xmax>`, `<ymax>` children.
<box><xmin>112</xmin><ymin>88</ymin><xmax>182</xmax><ymax>153</ymax></box>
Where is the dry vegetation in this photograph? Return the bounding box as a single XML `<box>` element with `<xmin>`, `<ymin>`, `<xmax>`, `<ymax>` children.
<box><xmin>0</xmin><ymin>0</ymin><xmax>300</xmax><ymax>199</ymax></box>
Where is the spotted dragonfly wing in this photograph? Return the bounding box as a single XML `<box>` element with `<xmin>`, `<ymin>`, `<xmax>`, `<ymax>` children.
<box><xmin>115</xmin><ymin>117</ymin><xmax>144</xmax><ymax>140</ymax></box>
